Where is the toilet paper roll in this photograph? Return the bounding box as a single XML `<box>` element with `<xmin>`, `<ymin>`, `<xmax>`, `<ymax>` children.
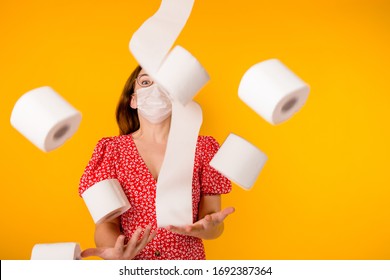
<box><xmin>238</xmin><ymin>59</ymin><xmax>310</xmax><ymax>125</ymax></box>
<box><xmin>210</xmin><ymin>133</ymin><xmax>268</xmax><ymax>190</ymax></box>
<box><xmin>31</xmin><ymin>242</ymin><xmax>81</xmax><ymax>260</ymax></box>
<box><xmin>155</xmin><ymin>45</ymin><xmax>210</xmax><ymax>105</ymax></box>
<box><xmin>81</xmin><ymin>179</ymin><xmax>130</xmax><ymax>224</ymax></box>
<box><xmin>129</xmin><ymin>0</ymin><xmax>206</xmax><ymax>227</ymax></box>
<box><xmin>10</xmin><ymin>86</ymin><xmax>82</xmax><ymax>152</ymax></box>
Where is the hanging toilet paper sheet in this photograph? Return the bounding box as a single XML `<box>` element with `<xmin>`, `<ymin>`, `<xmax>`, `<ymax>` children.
<box><xmin>210</xmin><ymin>133</ymin><xmax>268</xmax><ymax>190</ymax></box>
<box><xmin>239</xmin><ymin>58</ymin><xmax>310</xmax><ymax>125</ymax></box>
<box><xmin>81</xmin><ymin>179</ymin><xmax>130</xmax><ymax>224</ymax></box>
<box><xmin>129</xmin><ymin>0</ymin><xmax>195</xmax><ymax>75</ymax></box>
<box><xmin>154</xmin><ymin>48</ymin><xmax>207</xmax><ymax>226</ymax></box>
<box><xmin>129</xmin><ymin>0</ymin><xmax>208</xmax><ymax>227</ymax></box>
<box><xmin>10</xmin><ymin>86</ymin><xmax>82</xmax><ymax>152</ymax></box>
<box><xmin>156</xmin><ymin>101</ymin><xmax>202</xmax><ymax>227</ymax></box>
<box><xmin>31</xmin><ymin>242</ymin><xmax>81</xmax><ymax>260</ymax></box>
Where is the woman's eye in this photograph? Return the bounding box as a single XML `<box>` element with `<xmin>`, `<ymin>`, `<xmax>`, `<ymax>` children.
<box><xmin>137</xmin><ymin>75</ymin><xmax>153</xmax><ymax>87</ymax></box>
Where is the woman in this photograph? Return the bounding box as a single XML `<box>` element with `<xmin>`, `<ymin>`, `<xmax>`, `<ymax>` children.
<box><xmin>79</xmin><ymin>66</ymin><xmax>234</xmax><ymax>260</ymax></box>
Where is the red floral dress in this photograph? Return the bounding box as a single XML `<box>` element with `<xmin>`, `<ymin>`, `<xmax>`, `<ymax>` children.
<box><xmin>79</xmin><ymin>134</ymin><xmax>232</xmax><ymax>260</ymax></box>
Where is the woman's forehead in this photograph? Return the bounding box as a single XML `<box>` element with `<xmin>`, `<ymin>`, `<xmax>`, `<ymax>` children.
<box><xmin>139</xmin><ymin>69</ymin><xmax>148</xmax><ymax>76</ymax></box>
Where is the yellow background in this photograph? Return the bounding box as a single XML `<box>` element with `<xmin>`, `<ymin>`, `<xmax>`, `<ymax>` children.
<box><xmin>1</xmin><ymin>0</ymin><xmax>390</xmax><ymax>260</ymax></box>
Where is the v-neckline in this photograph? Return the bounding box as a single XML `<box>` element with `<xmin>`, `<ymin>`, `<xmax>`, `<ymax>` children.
<box><xmin>130</xmin><ymin>134</ymin><xmax>159</xmax><ymax>184</ymax></box>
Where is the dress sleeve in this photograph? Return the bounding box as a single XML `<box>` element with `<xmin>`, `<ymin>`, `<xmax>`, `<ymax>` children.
<box><xmin>200</xmin><ymin>136</ymin><xmax>232</xmax><ymax>195</ymax></box>
<box><xmin>78</xmin><ymin>137</ymin><xmax>118</xmax><ymax>196</ymax></box>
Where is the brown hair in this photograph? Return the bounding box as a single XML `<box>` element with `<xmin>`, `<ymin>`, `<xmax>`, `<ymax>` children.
<box><xmin>116</xmin><ymin>65</ymin><xmax>142</xmax><ymax>135</ymax></box>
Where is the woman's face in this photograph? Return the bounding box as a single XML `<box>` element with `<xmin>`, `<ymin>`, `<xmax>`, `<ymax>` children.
<box><xmin>131</xmin><ymin>70</ymin><xmax>173</xmax><ymax>124</ymax></box>
<box><xmin>131</xmin><ymin>69</ymin><xmax>154</xmax><ymax>109</ymax></box>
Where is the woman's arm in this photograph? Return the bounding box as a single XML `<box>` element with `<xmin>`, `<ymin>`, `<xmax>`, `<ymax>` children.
<box><xmin>94</xmin><ymin>217</ymin><xmax>122</xmax><ymax>247</ymax></box>
<box><xmin>167</xmin><ymin>195</ymin><xmax>234</xmax><ymax>240</ymax></box>
<box><xmin>197</xmin><ymin>195</ymin><xmax>225</xmax><ymax>239</ymax></box>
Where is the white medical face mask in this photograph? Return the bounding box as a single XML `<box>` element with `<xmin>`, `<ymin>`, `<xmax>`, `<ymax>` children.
<box><xmin>136</xmin><ymin>84</ymin><xmax>172</xmax><ymax>124</ymax></box>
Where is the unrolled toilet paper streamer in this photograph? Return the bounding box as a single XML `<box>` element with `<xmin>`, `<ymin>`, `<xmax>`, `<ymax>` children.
<box><xmin>31</xmin><ymin>242</ymin><xmax>81</xmax><ymax>260</ymax></box>
<box><xmin>10</xmin><ymin>86</ymin><xmax>82</xmax><ymax>152</ymax></box>
<box><xmin>210</xmin><ymin>133</ymin><xmax>268</xmax><ymax>190</ymax></box>
<box><xmin>156</xmin><ymin>101</ymin><xmax>202</xmax><ymax>227</ymax></box>
<box><xmin>238</xmin><ymin>58</ymin><xmax>310</xmax><ymax>125</ymax></box>
<box><xmin>129</xmin><ymin>0</ymin><xmax>195</xmax><ymax>75</ymax></box>
<box><xmin>153</xmin><ymin>46</ymin><xmax>206</xmax><ymax>226</ymax></box>
<box><xmin>130</xmin><ymin>0</ymin><xmax>207</xmax><ymax>106</ymax></box>
<box><xmin>130</xmin><ymin>0</ymin><xmax>208</xmax><ymax>227</ymax></box>
<box><xmin>81</xmin><ymin>179</ymin><xmax>131</xmax><ymax>224</ymax></box>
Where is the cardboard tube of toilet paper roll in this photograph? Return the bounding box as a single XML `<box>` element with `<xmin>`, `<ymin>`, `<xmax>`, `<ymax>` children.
<box><xmin>129</xmin><ymin>0</ymin><xmax>207</xmax><ymax>227</ymax></box>
<box><xmin>209</xmin><ymin>133</ymin><xmax>268</xmax><ymax>190</ymax></box>
<box><xmin>81</xmin><ymin>179</ymin><xmax>130</xmax><ymax>224</ymax></box>
<box><xmin>129</xmin><ymin>0</ymin><xmax>195</xmax><ymax>74</ymax></box>
<box><xmin>238</xmin><ymin>59</ymin><xmax>310</xmax><ymax>125</ymax></box>
<box><xmin>31</xmin><ymin>242</ymin><xmax>81</xmax><ymax>260</ymax></box>
<box><xmin>10</xmin><ymin>86</ymin><xmax>82</xmax><ymax>152</ymax></box>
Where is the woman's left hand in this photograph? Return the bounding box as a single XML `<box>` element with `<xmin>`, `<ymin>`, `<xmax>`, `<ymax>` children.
<box><xmin>166</xmin><ymin>207</ymin><xmax>235</xmax><ymax>239</ymax></box>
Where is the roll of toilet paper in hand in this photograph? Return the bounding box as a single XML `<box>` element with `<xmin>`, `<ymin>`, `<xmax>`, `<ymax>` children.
<box><xmin>238</xmin><ymin>59</ymin><xmax>310</xmax><ymax>125</ymax></box>
<box><xmin>31</xmin><ymin>242</ymin><xmax>81</xmax><ymax>260</ymax></box>
<box><xmin>81</xmin><ymin>179</ymin><xmax>130</xmax><ymax>224</ymax></box>
<box><xmin>210</xmin><ymin>133</ymin><xmax>268</xmax><ymax>190</ymax></box>
<box><xmin>10</xmin><ymin>86</ymin><xmax>82</xmax><ymax>152</ymax></box>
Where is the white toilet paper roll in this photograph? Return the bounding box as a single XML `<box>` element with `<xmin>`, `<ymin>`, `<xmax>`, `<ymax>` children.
<box><xmin>210</xmin><ymin>133</ymin><xmax>268</xmax><ymax>190</ymax></box>
<box><xmin>31</xmin><ymin>242</ymin><xmax>81</xmax><ymax>260</ymax></box>
<box><xmin>129</xmin><ymin>0</ymin><xmax>206</xmax><ymax>226</ymax></box>
<box><xmin>81</xmin><ymin>179</ymin><xmax>130</xmax><ymax>224</ymax></box>
<box><xmin>10</xmin><ymin>86</ymin><xmax>82</xmax><ymax>152</ymax></box>
<box><xmin>238</xmin><ymin>59</ymin><xmax>310</xmax><ymax>125</ymax></box>
<box><xmin>155</xmin><ymin>45</ymin><xmax>210</xmax><ymax>105</ymax></box>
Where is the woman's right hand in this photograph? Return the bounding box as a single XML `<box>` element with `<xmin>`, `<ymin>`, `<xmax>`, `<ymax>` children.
<box><xmin>81</xmin><ymin>225</ymin><xmax>156</xmax><ymax>260</ymax></box>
